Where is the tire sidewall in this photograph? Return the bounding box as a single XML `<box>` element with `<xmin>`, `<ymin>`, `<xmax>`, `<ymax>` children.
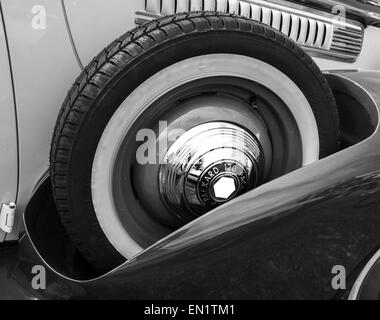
<box><xmin>63</xmin><ymin>28</ymin><xmax>338</xmax><ymax>269</ymax></box>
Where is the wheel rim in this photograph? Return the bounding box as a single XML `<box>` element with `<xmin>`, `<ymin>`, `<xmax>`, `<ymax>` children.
<box><xmin>91</xmin><ymin>54</ymin><xmax>319</xmax><ymax>259</ymax></box>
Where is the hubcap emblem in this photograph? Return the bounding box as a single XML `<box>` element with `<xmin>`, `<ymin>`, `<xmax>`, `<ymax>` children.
<box><xmin>159</xmin><ymin>122</ymin><xmax>264</xmax><ymax>222</ymax></box>
<box><xmin>211</xmin><ymin>175</ymin><xmax>238</xmax><ymax>201</ymax></box>
<box><xmin>198</xmin><ymin>161</ymin><xmax>248</xmax><ymax>206</ymax></box>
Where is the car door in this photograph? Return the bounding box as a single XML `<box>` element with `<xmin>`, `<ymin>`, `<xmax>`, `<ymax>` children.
<box><xmin>0</xmin><ymin>7</ymin><xmax>18</xmax><ymax>242</ymax></box>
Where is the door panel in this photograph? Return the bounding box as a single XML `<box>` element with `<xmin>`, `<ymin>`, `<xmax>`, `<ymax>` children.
<box><xmin>0</xmin><ymin>7</ymin><xmax>18</xmax><ymax>242</ymax></box>
<box><xmin>0</xmin><ymin>0</ymin><xmax>81</xmax><ymax>241</ymax></box>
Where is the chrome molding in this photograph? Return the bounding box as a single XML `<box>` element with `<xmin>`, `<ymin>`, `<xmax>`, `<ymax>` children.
<box><xmin>348</xmin><ymin>248</ymin><xmax>380</xmax><ymax>300</ymax></box>
<box><xmin>136</xmin><ymin>0</ymin><xmax>364</xmax><ymax>62</ymax></box>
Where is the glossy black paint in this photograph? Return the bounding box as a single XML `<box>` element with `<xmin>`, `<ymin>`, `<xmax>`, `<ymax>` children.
<box><xmin>2</xmin><ymin>70</ymin><xmax>380</xmax><ymax>300</ymax></box>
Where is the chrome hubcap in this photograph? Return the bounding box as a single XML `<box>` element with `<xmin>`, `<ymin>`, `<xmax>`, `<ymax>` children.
<box><xmin>159</xmin><ymin>122</ymin><xmax>264</xmax><ymax>222</ymax></box>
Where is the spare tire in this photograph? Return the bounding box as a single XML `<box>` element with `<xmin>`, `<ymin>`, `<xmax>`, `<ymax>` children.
<box><xmin>50</xmin><ymin>12</ymin><xmax>340</xmax><ymax>272</ymax></box>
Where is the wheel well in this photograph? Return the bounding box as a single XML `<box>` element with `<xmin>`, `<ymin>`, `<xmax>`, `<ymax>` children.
<box><xmin>23</xmin><ymin>176</ymin><xmax>100</xmax><ymax>280</ymax></box>
<box><xmin>326</xmin><ymin>73</ymin><xmax>379</xmax><ymax>150</ymax></box>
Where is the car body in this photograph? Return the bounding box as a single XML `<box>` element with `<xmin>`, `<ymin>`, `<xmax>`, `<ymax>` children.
<box><xmin>1</xmin><ymin>0</ymin><xmax>380</xmax><ymax>299</ymax></box>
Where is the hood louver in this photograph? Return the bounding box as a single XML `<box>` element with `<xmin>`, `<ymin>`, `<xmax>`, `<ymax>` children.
<box><xmin>136</xmin><ymin>0</ymin><xmax>364</xmax><ymax>62</ymax></box>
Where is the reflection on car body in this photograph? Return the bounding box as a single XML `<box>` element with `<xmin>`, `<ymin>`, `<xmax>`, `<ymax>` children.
<box><xmin>1</xmin><ymin>0</ymin><xmax>380</xmax><ymax>300</ymax></box>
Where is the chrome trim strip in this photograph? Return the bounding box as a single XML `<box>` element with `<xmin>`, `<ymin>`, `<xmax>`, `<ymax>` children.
<box><xmin>348</xmin><ymin>248</ymin><xmax>380</xmax><ymax>300</ymax></box>
<box><xmin>136</xmin><ymin>0</ymin><xmax>364</xmax><ymax>62</ymax></box>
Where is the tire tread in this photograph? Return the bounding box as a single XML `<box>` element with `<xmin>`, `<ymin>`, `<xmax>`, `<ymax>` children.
<box><xmin>51</xmin><ymin>12</ymin><xmax>340</xmax><ymax>271</ymax></box>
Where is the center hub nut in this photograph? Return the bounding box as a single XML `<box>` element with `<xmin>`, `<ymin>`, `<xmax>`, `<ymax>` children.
<box><xmin>210</xmin><ymin>174</ymin><xmax>239</xmax><ymax>202</ymax></box>
<box><xmin>198</xmin><ymin>161</ymin><xmax>246</xmax><ymax>206</ymax></box>
<box><xmin>159</xmin><ymin>122</ymin><xmax>264</xmax><ymax>222</ymax></box>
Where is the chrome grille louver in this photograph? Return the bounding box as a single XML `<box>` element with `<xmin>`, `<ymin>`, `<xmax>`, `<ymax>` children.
<box><xmin>137</xmin><ymin>0</ymin><xmax>364</xmax><ymax>62</ymax></box>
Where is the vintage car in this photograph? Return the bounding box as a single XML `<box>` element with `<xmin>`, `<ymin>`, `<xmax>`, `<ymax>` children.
<box><xmin>1</xmin><ymin>0</ymin><xmax>380</xmax><ymax>299</ymax></box>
